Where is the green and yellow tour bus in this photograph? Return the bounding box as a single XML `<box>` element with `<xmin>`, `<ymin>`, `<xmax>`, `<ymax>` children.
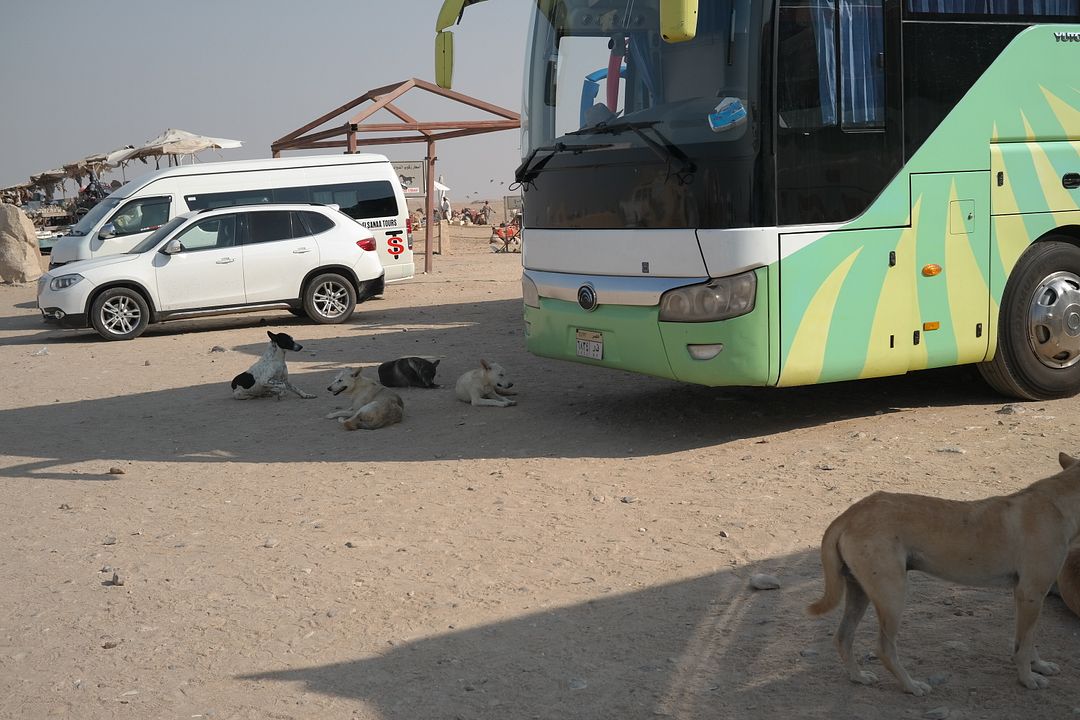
<box><xmin>437</xmin><ymin>1</ymin><xmax>1080</xmax><ymax>400</ymax></box>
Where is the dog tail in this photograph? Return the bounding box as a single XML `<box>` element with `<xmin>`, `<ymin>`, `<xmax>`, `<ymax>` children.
<box><xmin>807</xmin><ymin>517</ymin><xmax>846</xmax><ymax>616</ymax></box>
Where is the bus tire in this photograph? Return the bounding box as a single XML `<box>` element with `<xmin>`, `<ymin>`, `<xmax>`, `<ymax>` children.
<box><xmin>978</xmin><ymin>239</ymin><xmax>1080</xmax><ymax>400</ymax></box>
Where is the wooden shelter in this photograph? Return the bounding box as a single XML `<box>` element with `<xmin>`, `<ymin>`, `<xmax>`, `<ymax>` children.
<box><xmin>270</xmin><ymin>78</ymin><xmax>520</xmax><ymax>273</ymax></box>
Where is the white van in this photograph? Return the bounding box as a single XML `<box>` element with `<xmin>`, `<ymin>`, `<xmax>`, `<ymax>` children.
<box><xmin>48</xmin><ymin>154</ymin><xmax>415</xmax><ymax>282</ymax></box>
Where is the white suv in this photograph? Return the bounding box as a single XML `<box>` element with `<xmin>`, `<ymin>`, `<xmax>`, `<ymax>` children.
<box><xmin>37</xmin><ymin>204</ymin><xmax>385</xmax><ymax>340</ymax></box>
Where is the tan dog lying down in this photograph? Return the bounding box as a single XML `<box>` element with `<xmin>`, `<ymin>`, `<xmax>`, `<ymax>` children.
<box><xmin>809</xmin><ymin>453</ymin><xmax>1080</xmax><ymax>695</ymax></box>
<box><xmin>455</xmin><ymin>359</ymin><xmax>516</xmax><ymax>407</ymax></box>
<box><xmin>325</xmin><ymin>368</ymin><xmax>403</xmax><ymax>430</ymax></box>
<box><xmin>1055</xmin><ymin>547</ymin><xmax>1080</xmax><ymax>618</ymax></box>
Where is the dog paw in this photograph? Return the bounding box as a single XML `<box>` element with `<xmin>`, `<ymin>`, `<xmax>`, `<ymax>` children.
<box><xmin>1032</xmin><ymin>660</ymin><xmax>1060</xmax><ymax>676</ymax></box>
<box><xmin>300</xmin><ymin>392</ymin><xmax>316</xmax><ymax>399</ymax></box>
<box><xmin>505</xmin><ymin>399</ymin><xmax>517</xmax><ymax>406</ymax></box>
<box><xmin>1020</xmin><ymin>672</ymin><xmax>1050</xmax><ymax>690</ymax></box>
<box><xmin>849</xmin><ymin>670</ymin><xmax>877</xmax><ymax>685</ymax></box>
<box><xmin>905</xmin><ymin>680</ymin><xmax>931</xmax><ymax>696</ymax></box>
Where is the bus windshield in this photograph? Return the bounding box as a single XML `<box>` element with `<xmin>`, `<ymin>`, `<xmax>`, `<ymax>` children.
<box><xmin>523</xmin><ymin>0</ymin><xmax>757</xmax><ymax>161</ymax></box>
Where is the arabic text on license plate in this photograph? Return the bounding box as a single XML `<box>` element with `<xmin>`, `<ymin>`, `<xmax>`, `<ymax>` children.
<box><xmin>576</xmin><ymin>329</ymin><xmax>603</xmax><ymax>360</ymax></box>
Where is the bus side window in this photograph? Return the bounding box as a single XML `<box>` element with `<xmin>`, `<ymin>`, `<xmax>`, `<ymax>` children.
<box><xmin>777</xmin><ymin>2</ymin><xmax>836</xmax><ymax>129</ymax></box>
<box><xmin>777</xmin><ymin>1</ymin><xmax>884</xmax><ymax>130</ymax></box>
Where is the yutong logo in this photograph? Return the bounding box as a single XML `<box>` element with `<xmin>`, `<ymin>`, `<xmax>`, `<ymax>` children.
<box><xmin>577</xmin><ymin>284</ymin><xmax>598</xmax><ymax>311</ymax></box>
<box><xmin>1055</xmin><ymin>31</ymin><xmax>1080</xmax><ymax>42</ymax></box>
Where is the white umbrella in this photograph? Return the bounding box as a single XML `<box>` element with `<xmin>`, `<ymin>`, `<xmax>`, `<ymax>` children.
<box><xmin>133</xmin><ymin>128</ymin><xmax>242</xmax><ymax>162</ymax></box>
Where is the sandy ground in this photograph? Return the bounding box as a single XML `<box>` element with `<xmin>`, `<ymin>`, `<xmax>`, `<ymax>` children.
<box><xmin>2</xmin><ymin>230</ymin><xmax>1080</xmax><ymax>720</ymax></box>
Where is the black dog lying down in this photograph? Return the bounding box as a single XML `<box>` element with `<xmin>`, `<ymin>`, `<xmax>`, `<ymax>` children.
<box><xmin>377</xmin><ymin>357</ymin><xmax>440</xmax><ymax>388</ymax></box>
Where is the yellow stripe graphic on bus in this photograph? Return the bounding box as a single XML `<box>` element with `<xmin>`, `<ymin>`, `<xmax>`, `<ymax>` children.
<box><xmin>945</xmin><ymin>184</ymin><xmax>990</xmax><ymax>365</ymax></box>
<box><xmin>1039</xmin><ymin>85</ymin><xmax>1080</xmax><ymax>135</ymax></box>
<box><xmin>781</xmin><ymin>248</ymin><xmax>862</xmax><ymax>386</ymax></box>
<box><xmin>859</xmin><ymin>201</ymin><xmax>921</xmax><ymax>379</ymax></box>
<box><xmin>1027</xmin><ymin>142</ymin><xmax>1080</xmax><ymax>212</ymax></box>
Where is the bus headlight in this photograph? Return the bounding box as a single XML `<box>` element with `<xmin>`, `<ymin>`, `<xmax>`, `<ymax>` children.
<box><xmin>50</xmin><ymin>273</ymin><xmax>84</xmax><ymax>291</ymax></box>
<box><xmin>522</xmin><ymin>273</ymin><xmax>539</xmax><ymax>308</ymax></box>
<box><xmin>658</xmin><ymin>271</ymin><xmax>757</xmax><ymax>322</ymax></box>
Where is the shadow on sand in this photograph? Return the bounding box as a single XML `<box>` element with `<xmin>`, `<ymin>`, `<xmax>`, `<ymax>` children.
<box><xmin>239</xmin><ymin>548</ymin><xmax>1078</xmax><ymax>719</ymax></box>
<box><xmin>0</xmin><ymin>297</ymin><xmax>1010</xmax><ymax>480</ymax></box>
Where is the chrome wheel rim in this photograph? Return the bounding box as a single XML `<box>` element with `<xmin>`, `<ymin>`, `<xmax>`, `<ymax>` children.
<box><xmin>312</xmin><ymin>281</ymin><xmax>350</xmax><ymax>319</ymax></box>
<box><xmin>1028</xmin><ymin>270</ymin><xmax>1080</xmax><ymax>369</ymax></box>
<box><xmin>100</xmin><ymin>295</ymin><xmax>141</xmax><ymax>336</ymax></box>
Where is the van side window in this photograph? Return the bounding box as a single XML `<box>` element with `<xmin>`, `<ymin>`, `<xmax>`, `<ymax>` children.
<box><xmin>185</xmin><ymin>191</ymin><xmax>272</xmax><ymax>211</ymax></box>
<box><xmin>300</xmin><ymin>211</ymin><xmax>335</xmax><ymax>235</ymax></box>
<box><xmin>111</xmin><ymin>196</ymin><xmax>172</xmax><ymax>236</ymax></box>
<box><xmin>311</xmin><ymin>181</ymin><xmax>398</xmax><ymax>220</ymax></box>
<box><xmin>185</xmin><ymin>181</ymin><xmax>398</xmax><ymax>220</ymax></box>
<box><xmin>244</xmin><ymin>210</ymin><xmax>307</xmax><ymax>244</ymax></box>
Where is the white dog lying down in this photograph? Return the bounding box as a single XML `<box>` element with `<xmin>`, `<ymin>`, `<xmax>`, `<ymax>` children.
<box><xmin>325</xmin><ymin>368</ymin><xmax>403</xmax><ymax>430</ymax></box>
<box><xmin>230</xmin><ymin>331</ymin><xmax>315</xmax><ymax>400</ymax></box>
<box><xmin>455</xmin><ymin>359</ymin><xmax>516</xmax><ymax>407</ymax></box>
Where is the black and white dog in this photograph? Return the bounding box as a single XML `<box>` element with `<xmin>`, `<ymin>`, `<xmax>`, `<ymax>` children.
<box><xmin>230</xmin><ymin>331</ymin><xmax>316</xmax><ymax>400</ymax></box>
<box><xmin>377</xmin><ymin>356</ymin><xmax>441</xmax><ymax>388</ymax></box>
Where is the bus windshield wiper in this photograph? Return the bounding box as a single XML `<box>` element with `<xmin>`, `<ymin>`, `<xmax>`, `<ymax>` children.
<box><xmin>513</xmin><ymin>141</ymin><xmax>613</xmax><ymax>189</ymax></box>
<box><xmin>569</xmin><ymin>120</ymin><xmax>696</xmax><ymax>184</ymax></box>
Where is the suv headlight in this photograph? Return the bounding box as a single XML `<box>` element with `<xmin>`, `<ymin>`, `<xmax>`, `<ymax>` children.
<box><xmin>50</xmin><ymin>273</ymin><xmax>85</xmax><ymax>291</ymax></box>
<box><xmin>658</xmin><ymin>271</ymin><xmax>757</xmax><ymax>322</ymax></box>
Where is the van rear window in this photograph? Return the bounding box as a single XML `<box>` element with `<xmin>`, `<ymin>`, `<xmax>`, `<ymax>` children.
<box><xmin>185</xmin><ymin>180</ymin><xmax>399</xmax><ymax>219</ymax></box>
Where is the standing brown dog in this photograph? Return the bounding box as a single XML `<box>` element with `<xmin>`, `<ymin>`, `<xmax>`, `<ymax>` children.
<box><xmin>809</xmin><ymin>453</ymin><xmax>1080</xmax><ymax>695</ymax></box>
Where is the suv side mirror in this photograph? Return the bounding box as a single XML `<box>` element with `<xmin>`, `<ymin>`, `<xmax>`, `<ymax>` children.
<box><xmin>161</xmin><ymin>239</ymin><xmax>184</xmax><ymax>255</ymax></box>
<box><xmin>98</xmin><ymin>222</ymin><xmax>117</xmax><ymax>239</ymax></box>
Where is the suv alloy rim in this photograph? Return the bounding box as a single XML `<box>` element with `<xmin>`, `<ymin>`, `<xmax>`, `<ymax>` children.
<box><xmin>100</xmin><ymin>295</ymin><xmax>142</xmax><ymax>335</ymax></box>
<box><xmin>313</xmin><ymin>279</ymin><xmax>349</xmax><ymax>319</ymax></box>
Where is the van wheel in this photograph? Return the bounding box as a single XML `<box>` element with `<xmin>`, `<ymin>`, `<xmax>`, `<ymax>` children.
<box><xmin>978</xmin><ymin>239</ymin><xmax>1080</xmax><ymax>399</ymax></box>
<box><xmin>90</xmin><ymin>288</ymin><xmax>150</xmax><ymax>340</ymax></box>
<box><xmin>303</xmin><ymin>273</ymin><xmax>356</xmax><ymax>324</ymax></box>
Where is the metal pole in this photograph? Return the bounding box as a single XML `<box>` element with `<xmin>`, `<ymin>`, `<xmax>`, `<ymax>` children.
<box><xmin>424</xmin><ymin>139</ymin><xmax>436</xmax><ymax>274</ymax></box>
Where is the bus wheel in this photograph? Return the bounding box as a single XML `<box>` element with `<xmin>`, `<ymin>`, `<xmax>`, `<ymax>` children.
<box><xmin>978</xmin><ymin>239</ymin><xmax>1080</xmax><ymax>400</ymax></box>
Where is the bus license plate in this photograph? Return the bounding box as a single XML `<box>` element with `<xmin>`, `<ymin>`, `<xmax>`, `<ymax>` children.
<box><xmin>576</xmin><ymin>329</ymin><xmax>603</xmax><ymax>360</ymax></box>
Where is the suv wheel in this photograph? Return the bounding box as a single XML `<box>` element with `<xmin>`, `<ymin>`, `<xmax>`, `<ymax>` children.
<box><xmin>303</xmin><ymin>273</ymin><xmax>356</xmax><ymax>324</ymax></box>
<box><xmin>91</xmin><ymin>287</ymin><xmax>150</xmax><ymax>340</ymax></box>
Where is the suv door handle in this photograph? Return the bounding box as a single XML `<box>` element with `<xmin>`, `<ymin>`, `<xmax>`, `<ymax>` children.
<box><xmin>292</xmin><ymin>247</ymin><xmax>311</xmax><ymax>254</ymax></box>
<box><xmin>216</xmin><ymin>257</ymin><xmax>235</xmax><ymax>264</ymax></box>
<box><xmin>1064</xmin><ymin>173</ymin><xmax>1080</xmax><ymax>190</ymax></box>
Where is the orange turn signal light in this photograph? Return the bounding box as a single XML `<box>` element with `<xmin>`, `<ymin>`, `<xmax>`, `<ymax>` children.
<box><xmin>923</xmin><ymin>321</ymin><xmax>941</xmax><ymax>331</ymax></box>
<box><xmin>922</xmin><ymin>264</ymin><xmax>942</xmax><ymax>277</ymax></box>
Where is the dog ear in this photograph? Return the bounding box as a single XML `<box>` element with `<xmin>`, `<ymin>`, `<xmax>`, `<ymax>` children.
<box><xmin>1059</xmin><ymin>452</ymin><xmax>1079</xmax><ymax>470</ymax></box>
<box><xmin>267</xmin><ymin>330</ymin><xmax>275</xmax><ymax>341</ymax></box>
<box><xmin>480</xmin><ymin>358</ymin><xmax>490</xmax><ymax>370</ymax></box>
<box><xmin>432</xmin><ymin>359</ymin><xmax>440</xmax><ymax>367</ymax></box>
<box><xmin>352</xmin><ymin>368</ymin><xmax>363</xmax><ymax>377</ymax></box>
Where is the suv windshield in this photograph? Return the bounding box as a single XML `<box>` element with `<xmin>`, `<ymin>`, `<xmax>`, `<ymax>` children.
<box><xmin>523</xmin><ymin>0</ymin><xmax>755</xmax><ymax>159</ymax></box>
<box><xmin>127</xmin><ymin>216</ymin><xmax>187</xmax><ymax>254</ymax></box>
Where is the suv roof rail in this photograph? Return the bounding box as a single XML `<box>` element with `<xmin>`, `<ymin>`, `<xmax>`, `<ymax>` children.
<box><xmin>195</xmin><ymin>201</ymin><xmax>329</xmax><ymax>215</ymax></box>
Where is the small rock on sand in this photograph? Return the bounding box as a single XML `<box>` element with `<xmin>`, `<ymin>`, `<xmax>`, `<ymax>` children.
<box><xmin>750</xmin><ymin>573</ymin><xmax>781</xmax><ymax>590</ymax></box>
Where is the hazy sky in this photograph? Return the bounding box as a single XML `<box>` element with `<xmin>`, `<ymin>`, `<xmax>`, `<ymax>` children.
<box><xmin>1</xmin><ymin>1</ymin><xmax>532</xmax><ymax>201</ymax></box>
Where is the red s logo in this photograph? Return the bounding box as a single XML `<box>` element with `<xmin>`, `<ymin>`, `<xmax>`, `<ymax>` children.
<box><xmin>387</xmin><ymin>235</ymin><xmax>405</xmax><ymax>258</ymax></box>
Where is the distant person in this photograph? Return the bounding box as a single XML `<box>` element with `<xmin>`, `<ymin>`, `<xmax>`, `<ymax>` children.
<box><xmin>480</xmin><ymin>200</ymin><xmax>494</xmax><ymax>224</ymax></box>
<box><xmin>439</xmin><ymin>195</ymin><xmax>451</xmax><ymax>222</ymax></box>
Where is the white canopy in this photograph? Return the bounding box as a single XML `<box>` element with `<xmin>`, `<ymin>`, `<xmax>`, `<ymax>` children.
<box><xmin>133</xmin><ymin>128</ymin><xmax>242</xmax><ymax>159</ymax></box>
